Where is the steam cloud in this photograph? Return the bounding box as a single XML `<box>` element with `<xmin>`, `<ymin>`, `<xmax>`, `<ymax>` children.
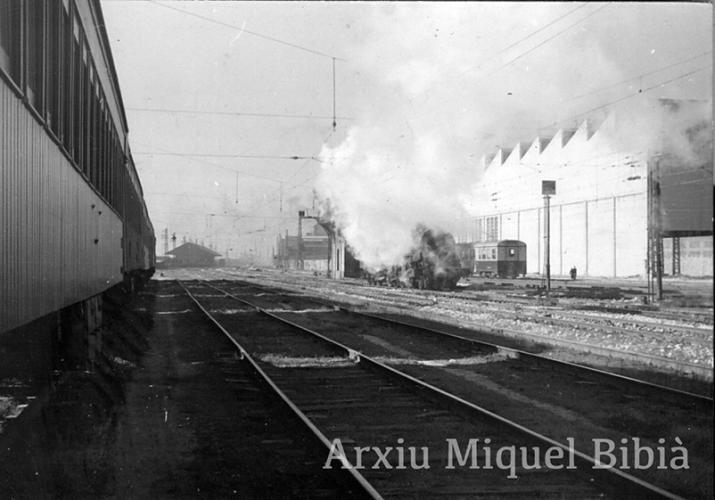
<box><xmin>314</xmin><ymin>3</ymin><xmax>711</xmax><ymax>270</ymax></box>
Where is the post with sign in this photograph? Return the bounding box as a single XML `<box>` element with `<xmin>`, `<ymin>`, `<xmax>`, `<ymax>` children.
<box><xmin>542</xmin><ymin>181</ymin><xmax>556</xmax><ymax>294</ymax></box>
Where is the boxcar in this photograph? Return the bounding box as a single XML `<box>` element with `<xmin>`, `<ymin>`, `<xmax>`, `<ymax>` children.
<box><xmin>474</xmin><ymin>240</ymin><xmax>527</xmax><ymax>278</ymax></box>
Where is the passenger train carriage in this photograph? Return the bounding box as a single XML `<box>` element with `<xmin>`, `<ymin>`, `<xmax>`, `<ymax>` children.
<box><xmin>1</xmin><ymin>1</ymin><xmax>155</xmax><ymax>340</ymax></box>
<box><xmin>458</xmin><ymin>240</ymin><xmax>527</xmax><ymax>278</ymax></box>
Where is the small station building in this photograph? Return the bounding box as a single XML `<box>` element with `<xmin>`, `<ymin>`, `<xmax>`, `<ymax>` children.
<box><xmin>165</xmin><ymin>242</ymin><xmax>222</xmax><ymax>268</ymax></box>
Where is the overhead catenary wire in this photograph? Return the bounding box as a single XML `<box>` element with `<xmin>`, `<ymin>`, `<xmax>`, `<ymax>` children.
<box><xmin>496</xmin><ymin>3</ymin><xmax>590</xmax><ymax>57</ymax></box>
<box><xmin>242</xmin><ymin>129</ymin><xmax>336</xmax><ymax>215</ymax></box>
<box><xmin>126</xmin><ymin>107</ymin><xmax>354</xmax><ymax>121</ymax></box>
<box><xmin>415</xmin><ymin>2</ymin><xmax>595</xmax><ymax>101</ymax></box>
<box><xmin>482</xmin><ymin>3</ymin><xmax>613</xmax><ymax>79</ymax></box>
<box><xmin>548</xmin><ymin>65</ymin><xmax>711</xmax><ymax>129</ymax></box>
<box><xmin>134</xmin><ymin>151</ymin><xmax>323</xmax><ymax>161</ymax></box>
<box><xmin>146</xmin><ymin>0</ymin><xmax>345</xmax><ymax>61</ymax></box>
<box><xmin>562</xmin><ymin>50</ymin><xmax>712</xmax><ymax>103</ymax></box>
<box><xmin>150</xmin><ymin>210</ymin><xmax>296</xmax><ymax>220</ymax></box>
<box><xmin>286</xmin><ymin>129</ymin><xmax>335</xmax><ymax>182</ymax></box>
<box><xmin>140</xmin><ymin>128</ymin><xmax>336</xmax><ymax>235</ymax></box>
<box><xmin>132</xmin><ymin>140</ymin><xmax>317</xmax><ymax>186</ymax></box>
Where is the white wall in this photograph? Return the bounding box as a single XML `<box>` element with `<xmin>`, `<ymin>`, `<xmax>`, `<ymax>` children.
<box><xmin>462</xmin><ymin>116</ymin><xmax>652</xmax><ymax>277</ymax></box>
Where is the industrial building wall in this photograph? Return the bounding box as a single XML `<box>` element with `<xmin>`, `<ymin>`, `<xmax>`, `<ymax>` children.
<box><xmin>463</xmin><ymin>116</ymin><xmax>651</xmax><ymax>277</ymax></box>
<box><xmin>1</xmin><ymin>82</ymin><xmax>123</xmax><ymax>333</ymax></box>
<box><xmin>489</xmin><ymin>193</ymin><xmax>647</xmax><ymax>277</ymax></box>
<box><xmin>462</xmin><ymin>101</ymin><xmax>711</xmax><ymax>278</ymax></box>
<box><xmin>663</xmin><ymin>237</ymin><xmax>714</xmax><ymax>277</ymax></box>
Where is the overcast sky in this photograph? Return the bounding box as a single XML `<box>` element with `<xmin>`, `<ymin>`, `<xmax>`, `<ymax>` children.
<box><xmin>101</xmin><ymin>1</ymin><xmax>712</xmax><ymax>262</ymax></box>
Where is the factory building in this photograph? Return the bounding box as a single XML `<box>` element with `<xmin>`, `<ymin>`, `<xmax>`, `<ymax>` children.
<box><xmin>459</xmin><ymin>99</ymin><xmax>712</xmax><ymax>278</ymax></box>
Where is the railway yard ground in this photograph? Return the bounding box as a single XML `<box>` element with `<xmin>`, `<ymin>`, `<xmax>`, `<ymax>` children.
<box><xmin>1</xmin><ymin>267</ymin><xmax>713</xmax><ymax>498</ymax></box>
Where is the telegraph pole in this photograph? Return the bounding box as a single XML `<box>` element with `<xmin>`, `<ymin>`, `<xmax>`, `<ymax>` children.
<box><xmin>542</xmin><ymin>181</ymin><xmax>556</xmax><ymax>294</ymax></box>
<box><xmin>646</xmin><ymin>156</ymin><xmax>665</xmax><ymax>303</ymax></box>
<box><xmin>298</xmin><ymin>210</ymin><xmax>304</xmax><ymax>270</ymax></box>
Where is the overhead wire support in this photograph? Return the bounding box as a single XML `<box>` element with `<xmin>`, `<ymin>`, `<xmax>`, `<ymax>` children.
<box><xmin>332</xmin><ymin>57</ymin><xmax>337</xmax><ymax>131</ymax></box>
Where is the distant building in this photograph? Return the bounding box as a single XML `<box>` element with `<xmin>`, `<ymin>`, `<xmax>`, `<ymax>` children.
<box><xmin>274</xmin><ymin>226</ymin><xmax>330</xmax><ymax>272</ymax></box>
<box><xmin>165</xmin><ymin>242</ymin><xmax>222</xmax><ymax>267</ymax></box>
<box><xmin>457</xmin><ymin>99</ymin><xmax>712</xmax><ymax>278</ymax></box>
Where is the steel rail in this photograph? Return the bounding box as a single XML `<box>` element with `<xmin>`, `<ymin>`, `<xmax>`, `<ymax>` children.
<box><xmin>176</xmin><ymin>280</ymin><xmax>383</xmax><ymax>500</ymax></box>
<box><xmin>346</xmin><ymin>309</ymin><xmax>714</xmax><ymax>403</ymax></box>
<box><xmin>502</xmin><ymin>308</ymin><xmax>713</xmax><ymax>342</ymax></box>
<box><xmin>206</xmin><ymin>281</ymin><xmax>687</xmax><ymax>500</ymax></box>
<box><xmin>221</xmin><ymin>274</ymin><xmax>713</xmax><ymax>379</ymax></box>
<box><xmin>355</xmin><ymin>286</ymin><xmax>711</xmax><ymax>338</ymax></box>
<box><xmin>213</xmin><ymin>278</ymin><xmax>713</xmax><ymax>397</ymax></box>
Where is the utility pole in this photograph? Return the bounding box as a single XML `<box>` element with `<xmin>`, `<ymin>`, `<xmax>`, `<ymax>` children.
<box><xmin>284</xmin><ymin>229</ymin><xmax>288</xmax><ymax>270</ymax></box>
<box><xmin>647</xmin><ymin>156</ymin><xmax>664</xmax><ymax>303</ymax></box>
<box><xmin>298</xmin><ymin>211</ymin><xmax>304</xmax><ymax>270</ymax></box>
<box><xmin>163</xmin><ymin>228</ymin><xmax>168</xmax><ymax>255</ymax></box>
<box><xmin>171</xmin><ymin>232</ymin><xmax>177</xmax><ymax>250</ymax></box>
<box><xmin>542</xmin><ymin>181</ymin><xmax>556</xmax><ymax>294</ymax></box>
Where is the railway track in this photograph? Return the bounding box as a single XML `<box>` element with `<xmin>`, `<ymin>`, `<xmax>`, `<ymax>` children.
<box><xmin>225</xmin><ymin>268</ymin><xmax>709</xmax><ymax>330</ymax></box>
<box><xmin>210</xmin><ymin>280</ymin><xmax>712</xmax><ymax>498</ymax></box>
<box><xmin>483</xmin><ymin>308</ymin><xmax>713</xmax><ymax>348</ymax></box>
<box><xmin>180</xmin><ymin>279</ymin><xmax>706</xmax><ymax>499</ymax></box>
<box><xmin>152</xmin><ymin>281</ymin><xmax>374</xmax><ymax>498</ymax></box>
<box><xmin>350</xmin><ymin>287</ymin><xmax>712</xmax><ymax>345</ymax></box>
<box><xmin>218</xmin><ymin>270</ymin><xmax>712</xmax><ymax>377</ymax></box>
<box><xmin>235</xmin><ymin>269</ymin><xmax>713</xmax><ymax>330</ymax></box>
<box><xmin>213</xmin><ymin>281</ymin><xmax>713</xmax><ymax>400</ymax></box>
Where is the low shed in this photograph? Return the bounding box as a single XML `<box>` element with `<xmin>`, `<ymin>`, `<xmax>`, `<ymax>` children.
<box><xmin>166</xmin><ymin>242</ymin><xmax>222</xmax><ymax>267</ymax></box>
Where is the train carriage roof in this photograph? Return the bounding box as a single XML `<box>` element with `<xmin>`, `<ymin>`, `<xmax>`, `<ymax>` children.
<box><xmin>474</xmin><ymin>240</ymin><xmax>526</xmax><ymax>246</ymax></box>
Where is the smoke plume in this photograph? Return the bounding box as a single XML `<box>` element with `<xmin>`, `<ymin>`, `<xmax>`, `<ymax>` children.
<box><xmin>314</xmin><ymin>3</ymin><xmax>711</xmax><ymax>269</ymax></box>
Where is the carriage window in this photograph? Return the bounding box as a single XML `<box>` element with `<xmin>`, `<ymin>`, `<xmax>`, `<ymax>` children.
<box><xmin>0</xmin><ymin>0</ymin><xmax>22</xmax><ymax>85</ymax></box>
<box><xmin>509</xmin><ymin>248</ymin><xmax>516</xmax><ymax>257</ymax></box>
<box><xmin>47</xmin><ymin>2</ymin><xmax>61</xmax><ymax>133</ymax></box>
<box><xmin>26</xmin><ymin>0</ymin><xmax>45</xmax><ymax>112</ymax></box>
<box><xmin>71</xmin><ymin>14</ymin><xmax>83</xmax><ymax>163</ymax></box>
<box><xmin>25</xmin><ymin>2</ymin><xmax>45</xmax><ymax>113</ymax></box>
<box><xmin>491</xmin><ymin>248</ymin><xmax>496</xmax><ymax>259</ymax></box>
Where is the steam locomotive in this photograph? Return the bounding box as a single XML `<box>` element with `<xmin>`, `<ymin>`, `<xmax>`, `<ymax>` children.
<box><xmin>364</xmin><ymin>227</ymin><xmax>468</xmax><ymax>290</ymax></box>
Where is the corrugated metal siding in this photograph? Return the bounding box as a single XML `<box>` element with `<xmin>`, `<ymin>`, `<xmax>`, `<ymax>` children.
<box><xmin>1</xmin><ymin>82</ymin><xmax>123</xmax><ymax>333</ymax></box>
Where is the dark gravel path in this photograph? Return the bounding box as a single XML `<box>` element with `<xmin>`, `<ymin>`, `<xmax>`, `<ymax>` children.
<box><xmin>0</xmin><ymin>281</ymin><xmax>366</xmax><ymax>499</ymax></box>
